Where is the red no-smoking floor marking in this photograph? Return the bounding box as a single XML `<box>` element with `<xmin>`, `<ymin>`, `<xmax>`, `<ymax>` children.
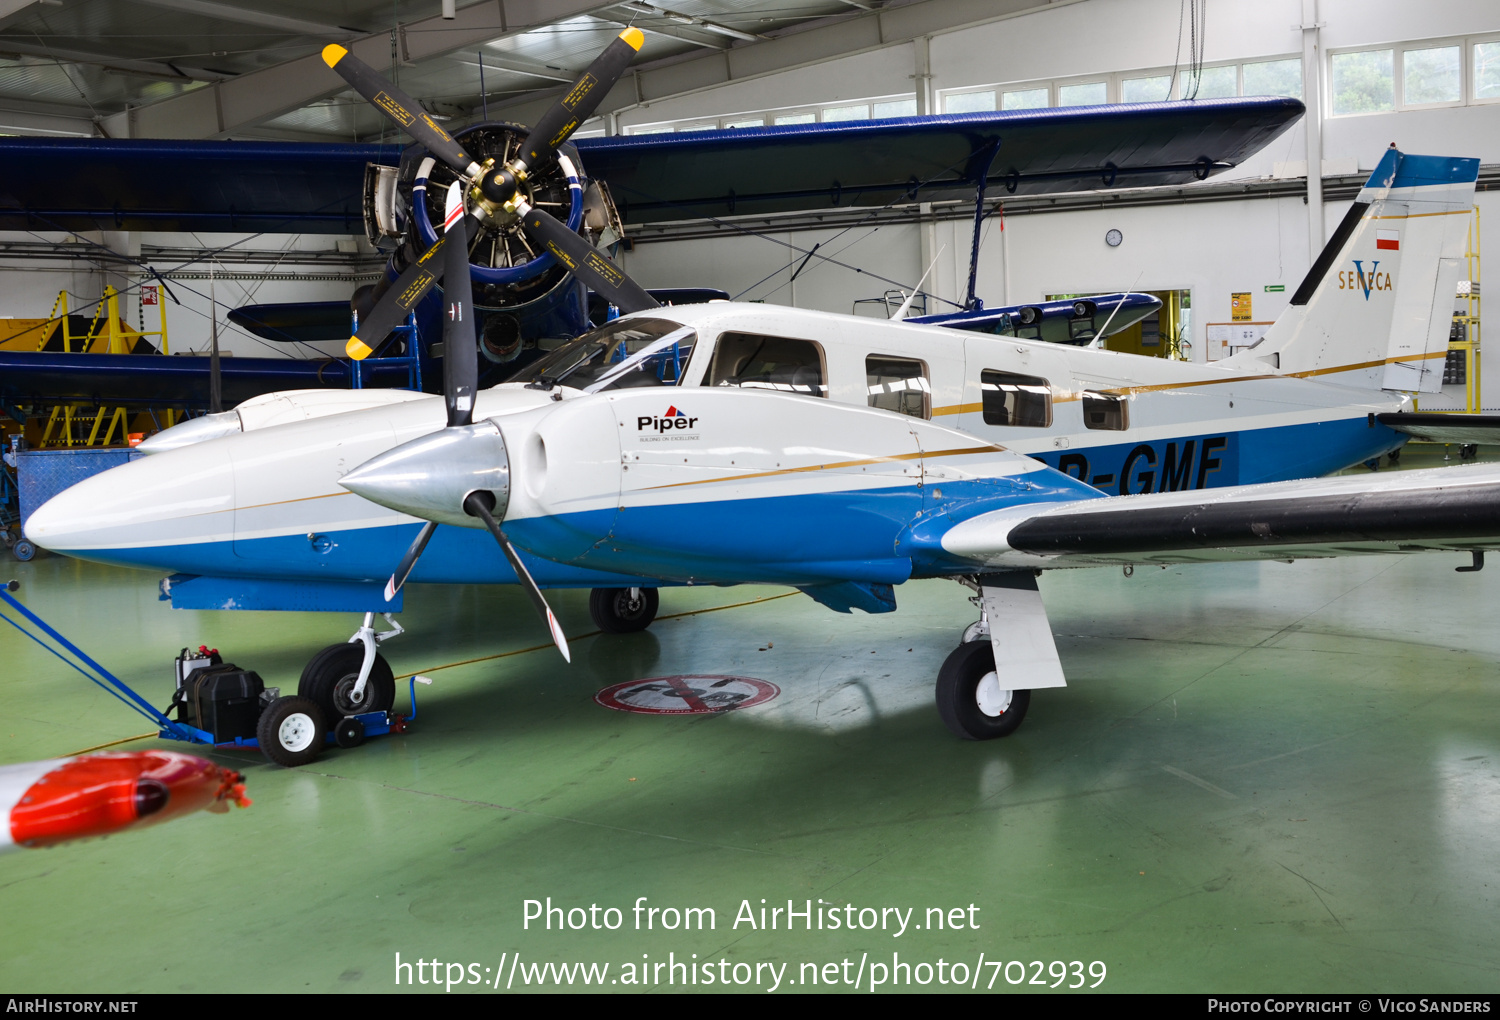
<box><xmin>594</xmin><ymin>675</ymin><xmax>780</xmax><ymax>715</ymax></box>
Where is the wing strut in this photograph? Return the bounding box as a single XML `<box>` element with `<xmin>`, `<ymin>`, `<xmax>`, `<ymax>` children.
<box><xmin>964</xmin><ymin>141</ymin><xmax>1002</xmax><ymax>312</ymax></box>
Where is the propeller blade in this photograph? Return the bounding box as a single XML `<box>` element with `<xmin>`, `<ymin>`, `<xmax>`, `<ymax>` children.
<box><xmin>517</xmin><ymin>201</ymin><xmax>659</xmax><ymax>315</ymax></box>
<box><xmin>519</xmin><ymin>28</ymin><xmax>643</xmax><ymax>172</ymax></box>
<box><xmin>442</xmin><ymin>182</ymin><xmax>478</xmax><ymax>429</ymax></box>
<box><xmin>347</xmin><ymin>238</ymin><xmax>447</xmax><ymax>360</ymax></box>
<box><xmin>385</xmin><ymin>521</ymin><xmax>436</xmax><ymax>602</ymax></box>
<box><xmin>463</xmin><ymin>492</ymin><xmax>570</xmax><ymax>663</ymax></box>
<box><xmin>322</xmin><ymin>45</ymin><xmax>482</xmax><ymax>180</ymax></box>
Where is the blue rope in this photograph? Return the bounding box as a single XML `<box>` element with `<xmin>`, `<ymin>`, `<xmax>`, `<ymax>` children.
<box><xmin>0</xmin><ymin>588</ymin><xmax>175</xmax><ymax>728</ymax></box>
<box><xmin>0</xmin><ymin>609</ymin><xmax>163</xmax><ymax>726</ymax></box>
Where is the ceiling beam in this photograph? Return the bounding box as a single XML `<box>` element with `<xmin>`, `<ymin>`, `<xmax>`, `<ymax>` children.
<box><xmin>451</xmin><ymin>52</ymin><xmax>576</xmax><ymax>84</ymax></box>
<box><xmin>128</xmin><ymin>0</ymin><xmax>360</xmax><ymax>40</ymax></box>
<box><xmin>492</xmin><ymin>0</ymin><xmax>1064</xmax><ymax>128</ymax></box>
<box><xmin>100</xmin><ymin>0</ymin><xmax>620</xmax><ymax>139</ymax></box>
<box><xmin>593</xmin><ymin>10</ymin><xmax>727</xmax><ymax>50</ymax></box>
<box><xmin>0</xmin><ymin>38</ymin><xmax>222</xmax><ymax>81</ymax></box>
<box><xmin>0</xmin><ymin>95</ymin><xmax>96</xmax><ymax>136</ymax></box>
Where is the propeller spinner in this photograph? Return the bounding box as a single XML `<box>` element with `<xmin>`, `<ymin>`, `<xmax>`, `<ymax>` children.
<box><xmin>324</xmin><ymin>28</ymin><xmax>659</xmax><ymax>361</ymax></box>
<box><xmin>343</xmin><ymin>181</ymin><xmax>570</xmax><ymax>662</ymax></box>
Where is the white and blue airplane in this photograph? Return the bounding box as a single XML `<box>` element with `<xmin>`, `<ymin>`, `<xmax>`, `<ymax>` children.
<box><xmin>26</xmin><ymin>147</ymin><xmax>1498</xmax><ymax>743</ymax></box>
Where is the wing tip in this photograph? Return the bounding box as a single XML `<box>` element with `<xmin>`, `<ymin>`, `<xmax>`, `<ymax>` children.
<box><xmin>321</xmin><ymin>44</ymin><xmax>348</xmax><ymax>68</ymax></box>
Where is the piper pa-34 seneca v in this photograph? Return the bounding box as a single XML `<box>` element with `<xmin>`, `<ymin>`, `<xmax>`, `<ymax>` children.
<box><xmin>26</xmin><ymin>144</ymin><xmax>1500</xmax><ymax>745</ymax></box>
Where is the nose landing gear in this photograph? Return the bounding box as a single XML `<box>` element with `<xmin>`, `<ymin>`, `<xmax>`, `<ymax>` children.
<box><xmin>299</xmin><ymin>612</ymin><xmax>401</xmax><ymax>723</ymax></box>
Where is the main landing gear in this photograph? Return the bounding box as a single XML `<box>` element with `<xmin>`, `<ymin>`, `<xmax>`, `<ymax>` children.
<box><xmin>589</xmin><ymin>586</ymin><xmax>659</xmax><ymax>633</ymax></box>
<box><xmin>300</xmin><ymin>612</ymin><xmax>401</xmax><ymax>723</ymax></box>
<box><xmin>936</xmin><ymin>573</ymin><xmax>1065</xmax><ymax>741</ymax></box>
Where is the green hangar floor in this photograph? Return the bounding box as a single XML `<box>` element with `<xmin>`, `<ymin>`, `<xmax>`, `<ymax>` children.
<box><xmin>3</xmin><ymin>469</ymin><xmax>1499</xmax><ymax>993</ymax></box>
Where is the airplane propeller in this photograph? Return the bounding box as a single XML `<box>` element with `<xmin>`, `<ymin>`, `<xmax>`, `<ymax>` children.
<box><xmin>324</xmin><ymin>29</ymin><xmax>659</xmax><ymax>361</ymax></box>
<box><xmin>366</xmin><ymin>180</ymin><xmax>570</xmax><ymax>662</ymax></box>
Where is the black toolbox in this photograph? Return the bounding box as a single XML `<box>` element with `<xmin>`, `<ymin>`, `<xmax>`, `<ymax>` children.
<box><xmin>173</xmin><ymin>663</ymin><xmax>265</xmax><ymax>743</ymax></box>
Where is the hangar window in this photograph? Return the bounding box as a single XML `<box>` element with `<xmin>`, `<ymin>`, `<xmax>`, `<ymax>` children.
<box><xmin>980</xmin><ymin>370</ymin><xmax>1051</xmax><ymax>428</ymax></box>
<box><xmin>1403</xmin><ymin>45</ymin><xmax>1461</xmax><ymax>105</ymax></box>
<box><xmin>824</xmin><ymin>104</ymin><xmax>870</xmax><ymax>122</ymax></box>
<box><xmin>1082</xmin><ymin>392</ymin><xmax>1128</xmax><ymax>431</ymax></box>
<box><xmin>866</xmin><ymin>356</ymin><xmax>930</xmax><ymax>418</ymax></box>
<box><xmin>1057</xmin><ymin>80</ymin><xmax>1107</xmax><ymax>106</ymax></box>
<box><xmin>874</xmin><ymin>98</ymin><xmax>918</xmax><ymax>117</ymax></box>
<box><xmin>709</xmin><ymin>332</ymin><xmax>826</xmax><ymax>397</ymax></box>
<box><xmin>945</xmin><ymin>90</ymin><xmax>996</xmax><ymax>113</ymax></box>
<box><xmin>1242</xmin><ymin>58</ymin><xmax>1302</xmax><ymax>99</ymax></box>
<box><xmin>1479</xmin><ymin>42</ymin><xmax>1500</xmax><ymax>100</ymax></box>
<box><xmin>1121</xmin><ymin>75</ymin><xmax>1171</xmax><ymax>103</ymax></box>
<box><xmin>1331</xmin><ymin>49</ymin><xmax>1394</xmax><ymax>114</ymax></box>
<box><xmin>1194</xmin><ymin>65</ymin><xmax>1239</xmax><ymax>98</ymax></box>
<box><xmin>1002</xmin><ymin>87</ymin><xmax>1048</xmax><ymax>110</ymax></box>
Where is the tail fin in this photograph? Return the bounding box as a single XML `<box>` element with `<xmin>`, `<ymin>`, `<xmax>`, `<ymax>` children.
<box><xmin>1224</xmin><ymin>147</ymin><xmax>1477</xmax><ymax>391</ymax></box>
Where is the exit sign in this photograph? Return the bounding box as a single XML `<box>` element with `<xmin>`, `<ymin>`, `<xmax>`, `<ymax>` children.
<box><xmin>1265</xmin><ymin>284</ymin><xmax>1285</xmax><ymax>292</ymax></box>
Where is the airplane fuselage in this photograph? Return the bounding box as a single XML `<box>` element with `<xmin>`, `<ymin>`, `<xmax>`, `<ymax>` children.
<box><xmin>27</xmin><ymin>302</ymin><xmax>1408</xmax><ymax>594</ymax></box>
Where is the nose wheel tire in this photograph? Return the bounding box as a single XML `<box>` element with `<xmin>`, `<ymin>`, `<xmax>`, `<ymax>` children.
<box><xmin>257</xmin><ymin>696</ymin><xmax>327</xmax><ymax>767</ymax></box>
<box><xmin>299</xmin><ymin>642</ymin><xmax>395</xmax><ymax>721</ymax></box>
<box><xmin>935</xmin><ymin>640</ymin><xmax>1031</xmax><ymax>740</ymax></box>
<box><xmin>589</xmin><ymin>586</ymin><xmax>659</xmax><ymax>633</ymax></box>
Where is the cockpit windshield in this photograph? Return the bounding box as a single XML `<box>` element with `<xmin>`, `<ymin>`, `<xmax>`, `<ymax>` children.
<box><xmin>505</xmin><ymin>318</ymin><xmax>696</xmax><ymax>391</ymax></box>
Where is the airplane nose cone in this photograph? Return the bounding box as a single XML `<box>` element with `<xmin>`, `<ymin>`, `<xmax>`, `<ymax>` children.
<box><xmin>24</xmin><ymin>445</ymin><xmax>236</xmax><ymax>561</ymax></box>
<box><xmin>340</xmin><ymin>421</ymin><xmax>510</xmax><ymax>529</ymax></box>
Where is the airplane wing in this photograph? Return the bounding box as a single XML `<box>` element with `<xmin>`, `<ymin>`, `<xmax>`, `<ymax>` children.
<box><xmin>1376</xmin><ymin>412</ymin><xmax>1500</xmax><ymax>447</ymax></box>
<box><xmin>941</xmin><ymin>463</ymin><xmax>1500</xmax><ymax>568</ymax></box>
<box><xmin>0</xmin><ymin>97</ymin><xmax>1301</xmax><ymax>234</ymax></box>
<box><xmin>576</xmin><ymin>97</ymin><xmax>1305</xmax><ymax>223</ymax></box>
<box><xmin>0</xmin><ymin>138</ymin><xmax>402</xmax><ymax>234</ymax></box>
<box><xmin>0</xmin><ymin>351</ymin><xmax>417</xmax><ymax>407</ymax></box>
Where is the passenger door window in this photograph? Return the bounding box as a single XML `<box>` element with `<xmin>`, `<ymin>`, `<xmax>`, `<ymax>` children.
<box><xmin>980</xmin><ymin>370</ymin><xmax>1051</xmax><ymax>427</ymax></box>
<box><xmin>708</xmin><ymin>332</ymin><xmax>826</xmax><ymax>397</ymax></box>
<box><xmin>865</xmin><ymin>355</ymin><xmax>930</xmax><ymax>418</ymax></box>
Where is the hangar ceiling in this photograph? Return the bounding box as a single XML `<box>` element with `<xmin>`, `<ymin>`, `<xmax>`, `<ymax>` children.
<box><xmin>0</xmin><ymin>0</ymin><xmax>989</xmax><ymax>141</ymax></box>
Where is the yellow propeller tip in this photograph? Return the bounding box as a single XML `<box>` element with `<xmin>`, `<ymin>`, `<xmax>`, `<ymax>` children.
<box><xmin>620</xmin><ymin>27</ymin><xmax>644</xmax><ymax>50</ymax></box>
<box><xmin>321</xmin><ymin>44</ymin><xmax>348</xmax><ymax>67</ymax></box>
<box><xmin>346</xmin><ymin>336</ymin><xmax>372</xmax><ymax>360</ymax></box>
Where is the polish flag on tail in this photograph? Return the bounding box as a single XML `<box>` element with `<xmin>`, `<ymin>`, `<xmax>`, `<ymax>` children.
<box><xmin>1376</xmin><ymin>229</ymin><xmax>1400</xmax><ymax>251</ymax></box>
<box><xmin>1</xmin><ymin>751</ymin><xmax>249</xmax><ymax>853</ymax></box>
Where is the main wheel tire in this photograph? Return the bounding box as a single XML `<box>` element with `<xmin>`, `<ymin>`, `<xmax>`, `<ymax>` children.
<box><xmin>935</xmin><ymin>640</ymin><xmax>1031</xmax><ymax>740</ymax></box>
<box><xmin>589</xmin><ymin>587</ymin><xmax>659</xmax><ymax>634</ymax></box>
<box><xmin>298</xmin><ymin>642</ymin><xmax>395</xmax><ymax>721</ymax></box>
<box><xmin>257</xmin><ymin>696</ymin><xmax>326</xmax><ymax>767</ymax></box>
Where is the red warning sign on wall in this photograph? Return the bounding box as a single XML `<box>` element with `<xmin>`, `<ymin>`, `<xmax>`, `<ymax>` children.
<box><xmin>594</xmin><ymin>675</ymin><xmax>779</xmax><ymax>715</ymax></box>
<box><xmin>140</xmin><ymin>285</ymin><xmax>159</xmax><ymax>306</ymax></box>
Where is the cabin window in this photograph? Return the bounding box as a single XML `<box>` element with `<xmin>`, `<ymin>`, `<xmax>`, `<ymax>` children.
<box><xmin>865</xmin><ymin>355</ymin><xmax>930</xmax><ymax>418</ymax></box>
<box><xmin>980</xmin><ymin>370</ymin><xmax>1051</xmax><ymax>427</ymax></box>
<box><xmin>708</xmin><ymin>332</ymin><xmax>826</xmax><ymax>397</ymax></box>
<box><xmin>1082</xmin><ymin>391</ymin><xmax>1128</xmax><ymax>431</ymax></box>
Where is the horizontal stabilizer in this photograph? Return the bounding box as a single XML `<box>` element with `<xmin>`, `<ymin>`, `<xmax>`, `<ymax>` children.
<box><xmin>1378</xmin><ymin>412</ymin><xmax>1500</xmax><ymax>447</ymax></box>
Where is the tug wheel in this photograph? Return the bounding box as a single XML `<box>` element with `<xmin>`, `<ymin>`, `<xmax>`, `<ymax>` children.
<box><xmin>12</xmin><ymin>539</ymin><xmax>35</xmax><ymax>562</ymax></box>
<box><xmin>935</xmin><ymin>640</ymin><xmax>1031</xmax><ymax>740</ymax></box>
<box><xmin>258</xmin><ymin>696</ymin><xmax>326</xmax><ymax>768</ymax></box>
<box><xmin>299</xmin><ymin>643</ymin><xmax>394</xmax><ymax>720</ymax></box>
<box><xmin>589</xmin><ymin>587</ymin><xmax>659</xmax><ymax>633</ymax></box>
